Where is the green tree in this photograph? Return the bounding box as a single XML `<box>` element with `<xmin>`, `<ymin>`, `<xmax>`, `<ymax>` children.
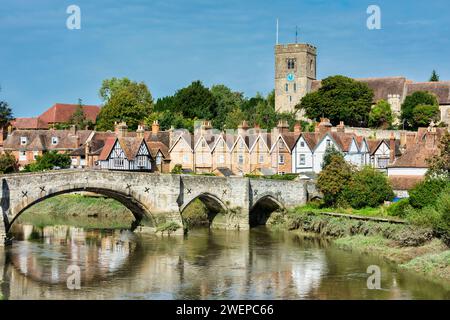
<box><xmin>341</xmin><ymin>166</ymin><xmax>395</xmax><ymax>209</ymax></box>
<box><xmin>411</xmin><ymin>104</ymin><xmax>440</xmax><ymax>128</ymax></box>
<box><xmin>427</xmin><ymin>131</ymin><xmax>450</xmax><ymax>179</ymax></box>
<box><xmin>210</xmin><ymin>84</ymin><xmax>244</xmax><ymax>130</ymax></box>
<box><xmin>69</xmin><ymin>99</ymin><xmax>93</xmax><ymax>129</ymax></box>
<box><xmin>97</xmin><ymin>77</ymin><xmax>153</xmax><ymax>131</ymax></box>
<box><xmin>401</xmin><ymin>91</ymin><xmax>439</xmax><ymax>129</ymax></box>
<box><xmin>322</xmin><ymin>145</ymin><xmax>344</xmax><ymax>170</ymax></box>
<box><xmin>224</xmin><ymin>108</ymin><xmax>246</xmax><ymax>130</ymax></box>
<box><xmin>23</xmin><ymin>151</ymin><xmax>71</xmax><ymax>172</ymax></box>
<box><xmin>430</xmin><ymin>70</ymin><xmax>440</xmax><ymax>82</ymax></box>
<box><xmin>145</xmin><ymin>110</ymin><xmax>194</xmax><ymax>132</ymax></box>
<box><xmin>0</xmin><ymin>152</ymin><xmax>18</xmax><ymax>174</ymax></box>
<box><xmin>368</xmin><ymin>100</ymin><xmax>393</xmax><ymax>129</ymax></box>
<box><xmin>172</xmin><ymin>81</ymin><xmax>216</xmax><ymax>120</ymax></box>
<box><xmin>297</xmin><ymin>75</ymin><xmax>374</xmax><ymax>127</ymax></box>
<box><xmin>0</xmin><ymin>87</ymin><xmax>14</xmax><ymax>128</ymax></box>
<box><xmin>253</xmin><ymin>100</ymin><xmax>278</xmax><ymax>130</ymax></box>
<box><xmin>317</xmin><ymin>154</ymin><xmax>353</xmax><ymax>207</ymax></box>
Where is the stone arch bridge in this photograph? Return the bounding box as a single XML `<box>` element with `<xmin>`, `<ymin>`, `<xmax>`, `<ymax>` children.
<box><xmin>0</xmin><ymin>170</ymin><xmax>313</xmax><ymax>245</ymax></box>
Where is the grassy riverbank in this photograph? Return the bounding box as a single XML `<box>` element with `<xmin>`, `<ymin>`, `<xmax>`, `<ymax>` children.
<box><xmin>17</xmin><ymin>194</ymin><xmax>134</xmax><ymax>229</ymax></box>
<box><xmin>269</xmin><ymin>208</ymin><xmax>450</xmax><ymax>283</ymax></box>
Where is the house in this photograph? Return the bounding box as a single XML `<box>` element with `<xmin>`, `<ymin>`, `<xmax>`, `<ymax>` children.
<box><xmin>2</xmin><ymin>126</ymin><xmax>93</xmax><ymax>168</ymax></box>
<box><xmin>98</xmin><ymin>135</ymin><xmax>153</xmax><ymax>171</ymax></box>
<box><xmin>168</xmin><ymin>129</ymin><xmax>194</xmax><ymax>172</ymax></box>
<box><xmin>270</xmin><ymin>121</ymin><xmax>299</xmax><ymax>174</ymax></box>
<box><xmin>11</xmin><ymin>103</ymin><xmax>100</xmax><ymax>130</ymax></box>
<box><xmin>248</xmin><ymin>126</ymin><xmax>272</xmax><ymax>174</ymax></box>
<box><xmin>230</xmin><ymin>121</ymin><xmax>252</xmax><ymax>175</ymax></box>
<box><xmin>211</xmin><ymin>133</ymin><xmax>233</xmax><ymax>173</ymax></box>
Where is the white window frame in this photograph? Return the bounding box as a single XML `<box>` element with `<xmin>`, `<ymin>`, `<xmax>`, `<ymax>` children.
<box><xmin>259</xmin><ymin>154</ymin><xmax>264</xmax><ymax>164</ymax></box>
<box><xmin>278</xmin><ymin>154</ymin><xmax>285</xmax><ymax>165</ymax></box>
<box><xmin>218</xmin><ymin>154</ymin><xmax>225</xmax><ymax>164</ymax></box>
<box><xmin>238</xmin><ymin>154</ymin><xmax>244</xmax><ymax>165</ymax></box>
<box><xmin>183</xmin><ymin>154</ymin><xmax>189</xmax><ymax>164</ymax></box>
<box><xmin>20</xmin><ymin>137</ymin><xmax>27</xmax><ymax>145</ymax></box>
<box><xmin>51</xmin><ymin>136</ymin><xmax>59</xmax><ymax>145</ymax></box>
<box><xmin>156</xmin><ymin>154</ymin><xmax>162</xmax><ymax>165</ymax></box>
<box><xmin>299</xmin><ymin>154</ymin><xmax>306</xmax><ymax>166</ymax></box>
<box><xmin>300</xmin><ymin>141</ymin><xmax>305</xmax><ymax>148</ymax></box>
<box><xmin>137</xmin><ymin>156</ymin><xmax>146</xmax><ymax>167</ymax></box>
<box><xmin>114</xmin><ymin>158</ymin><xmax>124</xmax><ymax>167</ymax></box>
<box><xmin>19</xmin><ymin>151</ymin><xmax>27</xmax><ymax>161</ymax></box>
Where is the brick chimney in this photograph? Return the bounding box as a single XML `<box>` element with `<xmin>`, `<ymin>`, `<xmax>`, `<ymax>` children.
<box><xmin>74</xmin><ymin>135</ymin><xmax>80</xmax><ymax>149</ymax></box>
<box><xmin>389</xmin><ymin>133</ymin><xmax>396</xmax><ymax>164</ymax></box>
<box><xmin>406</xmin><ymin>132</ymin><xmax>416</xmax><ymax>149</ymax></box>
<box><xmin>425</xmin><ymin>131</ymin><xmax>437</xmax><ymax>149</ymax></box>
<box><xmin>169</xmin><ymin>126</ymin><xmax>175</xmax><ymax>148</ymax></box>
<box><xmin>137</xmin><ymin>124</ymin><xmax>145</xmax><ymax>139</ymax></box>
<box><xmin>238</xmin><ymin>120</ymin><xmax>249</xmax><ymax>136</ymax></box>
<box><xmin>316</xmin><ymin>118</ymin><xmax>332</xmax><ymax>135</ymax></box>
<box><xmin>294</xmin><ymin>122</ymin><xmax>302</xmax><ymax>134</ymax></box>
<box><xmin>70</xmin><ymin>124</ymin><xmax>77</xmax><ymax>135</ymax></box>
<box><xmin>277</xmin><ymin>120</ymin><xmax>289</xmax><ymax>134</ymax></box>
<box><xmin>152</xmin><ymin>120</ymin><xmax>160</xmax><ymax>135</ymax></box>
<box><xmin>115</xmin><ymin>121</ymin><xmax>128</xmax><ymax>137</ymax></box>
<box><xmin>337</xmin><ymin>121</ymin><xmax>345</xmax><ymax>133</ymax></box>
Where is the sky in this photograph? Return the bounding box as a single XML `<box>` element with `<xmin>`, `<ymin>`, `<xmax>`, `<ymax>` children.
<box><xmin>1</xmin><ymin>0</ymin><xmax>449</xmax><ymax>117</ymax></box>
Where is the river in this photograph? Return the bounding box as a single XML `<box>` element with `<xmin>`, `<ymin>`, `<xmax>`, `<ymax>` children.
<box><xmin>0</xmin><ymin>223</ymin><xmax>449</xmax><ymax>300</ymax></box>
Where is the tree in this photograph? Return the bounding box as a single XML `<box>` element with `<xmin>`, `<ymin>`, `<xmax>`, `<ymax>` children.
<box><xmin>401</xmin><ymin>91</ymin><xmax>439</xmax><ymax>129</ymax></box>
<box><xmin>23</xmin><ymin>151</ymin><xmax>71</xmax><ymax>172</ymax></box>
<box><xmin>69</xmin><ymin>99</ymin><xmax>93</xmax><ymax>129</ymax></box>
<box><xmin>210</xmin><ymin>85</ymin><xmax>244</xmax><ymax>130</ymax></box>
<box><xmin>317</xmin><ymin>154</ymin><xmax>353</xmax><ymax>207</ymax></box>
<box><xmin>368</xmin><ymin>100</ymin><xmax>393</xmax><ymax>129</ymax></box>
<box><xmin>0</xmin><ymin>152</ymin><xmax>18</xmax><ymax>174</ymax></box>
<box><xmin>145</xmin><ymin>110</ymin><xmax>194</xmax><ymax>132</ymax></box>
<box><xmin>96</xmin><ymin>77</ymin><xmax>153</xmax><ymax>131</ymax></box>
<box><xmin>172</xmin><ymin>81</ymin><xmax>216</xmax><ymax>120</ymax></box>
<box><xmin>341</xmin><ymin>166</ymin><xmax>394</xmax><ymax>209</ymax></box>
<box><xmin>430</xmin><ymin>70</ymin><xmax>440</xmax><ymax>82</ymax></box>
<box><xmin>0</xmin><ymin>87</ymin><xmax>14</xmax><ymax>128</ymax></box>
<box><xmin>427</xmin><ymin>131</ymin><xmax>450</xmax><ymax>179</ymax></box>
<box><xmin>253</xmin><ymin>100</ymin><xmax>278</xmax><ymax>131</ymax></box>
<box><xmin>322</xmin><ymin>145</ymin><xmax>344</xmax><ymax>170</ymax></box>
<box><xmin>297</xmin><ymin>75</ymin><xmax>374</xmax><ymax>127</ymax></box>
<box><xmin>411</xmin><ymin>104</ymin><xmax>440</xmax><ymax>128</ymax></box>
<box><xmin>224</xmin><ymin>108</ymin><xmax>246</xmax><ymax>130</ymax></box>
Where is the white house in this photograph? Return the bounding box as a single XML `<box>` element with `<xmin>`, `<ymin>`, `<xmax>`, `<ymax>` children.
<box><xmin>98</xmin><ymin>137</ymin><xmax>152</xmax><ymax>171</ymax></box>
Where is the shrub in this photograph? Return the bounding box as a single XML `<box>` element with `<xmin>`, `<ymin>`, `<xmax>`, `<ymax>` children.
<box><xmin>341</xmin><ymin>166</ymin><xmax>394</xmax><ymax>209</ymax></box>
<box><xmin>408</xmin><ymin>178</ymin><xmax>448</xmax><ymax>209</ymax></box>
<box><xmin>0</xmin><ymin>152</ymin><xmax>18</xmax><ymax>174</ymax></box>
<box><xmin>23</xmin><ymin>151</ymin><xmax>71</xmax><ymax>172</ymax></box>
<box><xmin>171</xmin><ymin>164</ymin><xmax>183</xmax><ymax>174</ymax></box>
<box><xmin>387</xmin><ymin>198</ymin><xmax>412</xmax><ymax>218</ymax></box>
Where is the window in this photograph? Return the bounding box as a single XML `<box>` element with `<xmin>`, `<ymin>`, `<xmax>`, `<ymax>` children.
<box><xmin>19</xmin><ymin>151</ymin><xmax>27</xmax><ymax>161</ymax></box>
<box><xmin>287</xmin><ymin>58</ymin><xmax>295</xmax><ymax>69</ymax></box>
<box><xmin>51</xmin><ymin>137</ymin><xmax>59</xmax><ymax>145</ymax></box>
<box><xmin>33</xmin><ymin>151</ymin><xmax>39</xmax><ymax>160</ymax></box>
<box><xmin>183</xmin><ymin>154</ymin><xmax>189</xmax><ymax>163</ymax></box>
<box><xmin>259</xmin><ymin>154</ymin><xmax>264</xmax><ymax>163</ymax></box>
<box><xmin>114</xmin><ymin>158</ymin><xmax>124</xmax><ymax>167</ymax></box>
<box><xmin>293</xmin><ymin>83</ymin><xmax>297</xmax><ymax>92</ymax></box>
<box><xmin>20</xmin><ymin>137</ymin><xmax>27</xmax><ymax>145</ymax></box>
<box><xmin>137</xmin><ymin>156</ymin><xmax>146</xmax><ymax>167</ymax></box>
<box><xmin>201</xmin><ymin>140</ymin><xmax>206</xmax><ymax>148</ymax></box>
<box><xmin>299</xmin><ymin>154</ymin><xmax>306</xmax><ymax>165</ymax></box>
<box><xmin>285</xmin><ymin>83</ymin><xmax>289</xmax><ymax>92</ymax></box>
<box><xmin>300</xmin><ymin>141</ymin><xmax>305</xmax><ymax>148</ymax></box>
<box><xmin>238</xmin><ymin>154</ymin><xmax>244</xmax><ymax>165</ymax></box>
<box><xmin>326</xmin><ymin>139</ymin><xmax>331</xmax><ymax>147</ymax></box>
<box><xmin>239</xmin><ymin>140</ymin><xmax>244</xmax><ymax>149</ymax></box>
<box><xmin>289</xmin><ymin>96</ymin><xmax>292</xmax><ymax>102</ymax></box>
<box><xmin>156</xmin><ymin>154</ymin><xmax>162</xmax><ymax>165</ymax></box>
<box><xmin>218</xmin><ymin>154</ymin><xmax>225</xmax><ymax>164</ymax></box>
<box><xmin>378</xmin><ymin>158</ymin><xmax>389</xmax><ymax>169</ymax></box>
<box><xmin>279</xmin><ymin>142</ymin><xmax>285</xmax><ymax>150</ymax></box>
<box><xmin>278</xmin><ymin>154</ymin><xmax>285</xmax><ymax>164</ymax></box>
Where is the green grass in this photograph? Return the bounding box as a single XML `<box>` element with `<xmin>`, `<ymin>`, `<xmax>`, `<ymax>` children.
<box><xmin>295</xmin><ymin>203</ymin><xmax>390</xmax><ymax>218</ymax></box>
<box><xmin>400</xmin><ymin>250</ymin><xmax>450</xmax><ymax>281</ymax></box>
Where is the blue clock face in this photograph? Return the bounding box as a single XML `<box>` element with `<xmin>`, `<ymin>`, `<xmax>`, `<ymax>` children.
<box><xmin>287</xmin><ymin>73</ymin><xmax>295</xmax><ymax>82</ymax></box>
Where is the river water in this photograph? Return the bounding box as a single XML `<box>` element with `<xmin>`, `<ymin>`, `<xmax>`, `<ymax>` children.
<box><xmin>0</xmin><ymin>224</ymin><xmax>449</xmax><ymax>300</ymax></box>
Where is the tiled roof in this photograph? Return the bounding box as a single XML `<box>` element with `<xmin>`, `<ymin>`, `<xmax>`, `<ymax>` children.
<box><xmin>389</xmin><ymin>176</ymin><xmax>425</xmax><ymax>190</ymax></box>
<box><xmin>406</xmin><ymin>82</ymin><xmax>450</xmax><ymax>105</ymax></box>
<box><xmin>147</xmin><ymin>141</ymin><xmax>170</xmax><ymax>159</ymax></box>
<box><xmin>390</xmin><ymin>144</ymin><xmax>438</xmax><ymax>168</ymax></box>
<box><xmin>98</xmin><ymin>137</ymin><xmax>116</xmax><ymax>161</ymax></box>
<box><xmin>11</xmin><ymin>117</ymin><xmax>49</xmax><ymax>129</ymax></box>
<box><xmin>39</xmin><ymin>103</ymin><xmax>100</xmax><ymax>124</ymax></box>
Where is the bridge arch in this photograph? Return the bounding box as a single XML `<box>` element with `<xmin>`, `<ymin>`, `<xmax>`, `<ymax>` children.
<box><xmin>179</xmin><ymin>192</ymin><xmax>228</xmax><ymax>228</ymax></box>
<box><xmin>7</xmin><ymin>186</ymin><xmax>156</xmax><ymax>233</ymax></box>
<box><xmin>249</xmin><ymin>194</ymin><xmax>284</xmax><ymax>227</ymax></box>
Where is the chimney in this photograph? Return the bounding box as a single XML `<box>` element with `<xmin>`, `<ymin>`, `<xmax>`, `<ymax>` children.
<box><xmin>425</xmin><ymin>131</ymin><xmax>437</xmax><ymax>149</ymax></box>
<box><xmin>406</xmin><ymin>132</ymin><xmax>416</xmax><ymax>149</ymax></box>
<box><xmin>70</xmin><ymin>124</ymin><xmax>77</xmax><ymax>135</ymax></box>
<box><xmin>238</xmin><ymin>120</ymin><xmax>249</xmax><ymax>136</ymax></box>
<box><xmin>169</xmin><ymin>126</ymin><xmax>175</xmax><ymax>147</ymax></box>
<box><xmin>254</xmin><ymin>123</ymin><xmax>261</xmax><ymax>134</ymax></box>
<box><xmin>277</xmin><ymin>120</ymin><xmax>289</xmax><ymax>134</ymax></box>
<box><xmin>317</xmin><ymin>118</ymin><xmax>332</xmax><ymax>135</ymax></box>
<box><xmin>152</xmin><ymin>120</ymin><xmax>160</xmax><ymax>135</ymax></box>
<box><xmin>389</xmin><ymin>133</ymin><xmax>396</xmax><ymax>164</ymax></box>
<box><xmin>137</xmin><ymin>124</ymin><xmax>145</xmax><ymax>139</ymax></box>
<box><xmin>200</xmin><ymin>120</ymin><xmax>212</xmax><ymax>136</ymax></box>
<box><xmin>74</xmin><ymin>135</ymin><xmax>80</xmax><ymax>149</ymax></box>
<box><xmin>294</xmin><ymin>122</ymin><xmax>302</xmax><ymax>134</ymax></box>
<box><xmin>7</xmin><ymin>125</ymin><xmax>12</xmax><ymax>136</ymax></box>
<box><xmin>115</xmin><ymin>121</ymin><xmax>128</xmax><ymax>137</ymax></box>
<box><xmin>337</xmin><ymin>121</ymin><xmax>345</xmax><ymax>133</ymax></box>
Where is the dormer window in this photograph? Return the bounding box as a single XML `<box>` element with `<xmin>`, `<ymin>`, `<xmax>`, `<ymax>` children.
<box><xmin>326</xmin><ymin>139</ymin><xmax>331</xmax><ymax>147</ymax></box>
<box><xmin>300</xmin><ymin>141</ymin><xmax>305</xmax><ymax>148</ymax></box>
<box><xmin>52</xmin><ymin>137</ymin><xmax>59</xmax><ymax>145</ymax></box>
<box><xmin>239</xmin><ymin>140</ymin><xmax>244</xmax><ymax>149</ymax></box>
<box><xmin>20</xmin><ymin>137</ymin><xmax>27</xmax><ymax>145</ymax></box>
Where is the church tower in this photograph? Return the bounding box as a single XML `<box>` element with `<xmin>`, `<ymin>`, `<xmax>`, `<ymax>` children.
<box><xmin>275</xmin><ymin>43</ymin><xmax>317</xmax><ymax>117</ymax></box>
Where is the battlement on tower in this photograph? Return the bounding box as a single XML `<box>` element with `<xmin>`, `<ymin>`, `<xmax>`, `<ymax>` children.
<box><xmin>275</xmin><ymin>43</ymin><xmax>317</xmax><ymax>55</ymax></box>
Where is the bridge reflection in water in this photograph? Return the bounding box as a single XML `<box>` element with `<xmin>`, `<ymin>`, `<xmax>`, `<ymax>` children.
<box><xmin>1</xmin><ymin>224</ymin><xmax>449</xmax><ymax>300</ymax></box>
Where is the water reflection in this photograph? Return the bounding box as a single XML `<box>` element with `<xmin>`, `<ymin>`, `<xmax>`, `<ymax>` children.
<box><xmin>0</xmin><ymin>224</ymin><xmax>449</xmax><ymax>300</ymax></box>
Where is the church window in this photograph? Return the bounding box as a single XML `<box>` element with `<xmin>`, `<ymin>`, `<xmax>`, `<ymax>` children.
<box><xmin>287</xmin><ymin>58</ymin><xmax>295</xmax><ymax>69</ymax></box>
<box><xmin>293</xmin><ymin>83</ymin><xmax>297</xmax><ymax>92</ymax></box>
<box><xmin>285</xmin><ymin>83</ymin><xmax>289</xmax><ymax>92</ymax></box>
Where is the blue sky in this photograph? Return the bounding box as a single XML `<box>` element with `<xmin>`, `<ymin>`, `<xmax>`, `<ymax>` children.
<box><xmin>1</xmin><ymin>0</ymin><xmax>449</xmax><ymax>117</ymax></box>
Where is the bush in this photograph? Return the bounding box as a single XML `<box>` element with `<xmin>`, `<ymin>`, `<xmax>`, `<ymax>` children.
<box><xmin>408</xmin><ymin>178</ymin><xmax>448</xmax><ymax>209</ymax></box>
<box><xmin>171</xmin><ymin>164</ymin><xmax>183</xmax><ymax>174</ymax></box>
<box><xmin>0</xmin><ymin>152</ymin><xmax>18</xmax><ymax>174</ymax></box>
<box><xmin>23</xmin><ymin>151</ymin><xmax>71</xmax><ymax>172</ymax></box>
<box><xmin>387</xmin><ymin>198</ymin><xmax>412</xmax><ymax>218</ymax></box>
<box><xmin>340</xmin><ymin>166</ymin><xmax>394</xmax><ymax>209</ymax></box>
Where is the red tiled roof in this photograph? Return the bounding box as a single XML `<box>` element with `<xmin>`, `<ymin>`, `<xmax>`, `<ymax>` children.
<box><xmin>98</xmin><ymin>137</ymin><xmax>116</xmax><ymax>161</ymax></box>
<box><xmin>389</xmin><ymin>176</ymin><xmax>425</xmax><ymax>190</ymax></box>
<box><xmin>11</xmin><ymin>117</ymin><xmax>49</xmax><ymax>129</ymax></box>
<box><xmin>39</xmin><ymin>103</ymin><xmax>100</xmax><ymax>124</ymax></box>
